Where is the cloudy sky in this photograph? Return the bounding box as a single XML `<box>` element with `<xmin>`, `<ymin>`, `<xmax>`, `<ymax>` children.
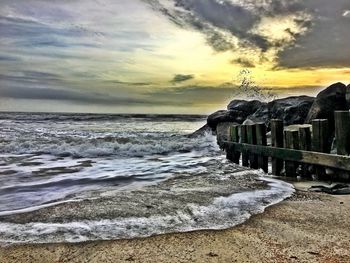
<box><xmin>0</xmin><ymin>0</ymin><xmax>349</xmax><ymax>114</ymax></box>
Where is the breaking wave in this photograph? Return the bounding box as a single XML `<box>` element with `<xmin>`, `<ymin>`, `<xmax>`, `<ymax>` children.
<box><xmin>0</xmin><ymin>132</ymin><xmax>218</xmax><ymax>158</ymax></box>
<box><xmin>0</xmin><ymin>177</ymin><xmax>294</xmax><ymax>244</ymax></box>
<box><xmin>0</xmin><ymin>113</ymin><xmax>214</xmax><ymax>158</ymax></box>
<box><xmin>0</xmin><ymin>113</ymin><xmax>295</xmax><ymax>245</ymax></box>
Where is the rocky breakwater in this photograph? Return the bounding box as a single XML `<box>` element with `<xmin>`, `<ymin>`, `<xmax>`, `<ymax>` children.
<box><xmin>208</xmin><ymin>96</ymin><xmax>315</xmax><ymax>132</ymax></box>
<box><xmin>204</xmin><ymin>82</ymin><xmax>350</xmax><ymax>183</ymax></box>
<box><xmin>305</xmin><ymin>82</ymin><xmax>349</xmax><ymax>138</ymax></box>
<box><xmin>207</xmin><ymin>82</ymin><xmax>350</xmax><ymax>136</ymax></box>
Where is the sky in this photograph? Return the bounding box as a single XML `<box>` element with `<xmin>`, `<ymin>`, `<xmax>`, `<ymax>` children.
<box><xmin>0</xmin><ymin>0</ymin><xmax>349</xmax><ymax>114</ymax></box>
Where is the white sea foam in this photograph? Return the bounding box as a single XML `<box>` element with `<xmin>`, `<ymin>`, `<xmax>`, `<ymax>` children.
<box><xmin>0</xmin><ymin>113</ymin><xmax>213</xmax><ymax>158</ymax></box>
<box><xmin>0</xmin><ymin>177</ymin><xmax>294</xmax><ymax>244</ymax></box>
<box><xmin>0</xmin><ymin>132</ymin><xmax>218</xmax><ymax>158</ymax></box>
<box><xmin>0</xmin><ymin>113</ymin><xmax>295</xmax><ymax>245</ymax></box>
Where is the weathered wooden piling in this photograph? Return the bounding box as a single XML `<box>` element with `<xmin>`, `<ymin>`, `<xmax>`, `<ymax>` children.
<box><xmin>299</xmin><ymin>126</ymin><xmax>312</xmax><ymax>177</ymax></box>
<box><xmin>255</xmin><ymin>123</ymin><xmax>268</xmax><ymax>173</ymax></box>
<box><xmin>240</xmin><ymin>125</ymin><xmax>249</xmax><ymax>167</ymax></box>
<box><xmin>246</xmin><ymin>124</ymin><xmax>258</xmax><ymax>169</ymax></box>
<box><xmin>230</xmin><ymin>125</ymin><xmax>241</xmax><ymax>164</ymax></box>
<box><xmin>271</xmin><ymin>119</ymin><xmax>284</xmax><ymax>176</ymax></box>
<box><xmin>312</xmin><ymin>119</ymin><xmax>329</xmax><ymax>153</ymax></box>
<box><xmin>312</xmin><ymin>119</ymin><xmax>329</xmax><ymax>178</ymax></box>
<box><xmin>334</xmin><ymin>111</ymin><xmax>350</xmax><ymax>155</ymax></box>
<box><xmin>225</xmin><ymin>143</ymin><xmax>234</xmax><ymax>162</ymax></box>
<box><xmin>222</xmin><ymin>110</ymin><xmax>350</xmax><ymax>182</ymax></box>
<box><xmin>284</xmin><ymin>130</ymin><xmax>299</xmax><ymax>177</ymax></box>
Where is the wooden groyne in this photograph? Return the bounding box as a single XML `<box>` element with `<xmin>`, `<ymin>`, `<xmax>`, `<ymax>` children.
<box><xmin>223</xmin><ymin>111</ymin><xmax>350</xmax><ymax>181</ymax></box>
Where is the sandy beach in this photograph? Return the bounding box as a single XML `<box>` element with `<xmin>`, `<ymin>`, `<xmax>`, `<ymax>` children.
<box><xmin>1</xmin><ymin>181</ymin><xmax>349</xmax><ymax>263</ymax></box>
<box><xmin>1</xmin><ymin>0</ymin><xmax>350</xmax><ymax>261</ymax></box>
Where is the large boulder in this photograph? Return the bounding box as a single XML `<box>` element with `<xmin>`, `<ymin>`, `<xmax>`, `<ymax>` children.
<box><xmin>216</xmin><ymin>122</ymin><xmax>238</xmax><ymax>148</ymax></box>
<box><xmin>207</xmin><ymin>100</ymin><xmax>266</xmax><ymax>130</ymax></box>
<box><xmin>208</xmin><ymin>96</ymin><xmax>314</xmax><ymax>131</ymax></box>
<box><xmin>227</xmin><ymin>99</ymin><xmax>266</xmax><ymax>113</ymax></box>
<box><xmin>248</xmin><ymin>96</ymin><xmax>315</xmax><ymax>128</ymax></box>
<box><xmin>207</xmin><ymin>110</ymin><xmax>237</xmax><ymax>130</ymax></box>
<box><xmin>305</xmin><ymin>82</ymin><xmax>348</xmax><ymax>132</ymax></box>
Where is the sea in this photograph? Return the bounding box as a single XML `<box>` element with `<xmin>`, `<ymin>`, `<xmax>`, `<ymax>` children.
<box><xmin>0</xmin><ymin>112</ymin><xmax>294</xmax><ymax>244</ymax></box>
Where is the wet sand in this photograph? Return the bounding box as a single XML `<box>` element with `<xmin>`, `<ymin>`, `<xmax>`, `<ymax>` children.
<box><xmin>1</xmin><ymin>182</ymin><xmax>350</xmax><ymax>263</ymax></box>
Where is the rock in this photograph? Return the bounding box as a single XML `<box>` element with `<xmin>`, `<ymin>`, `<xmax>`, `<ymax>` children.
<box><xmin>207</xmin><ymin>100</ymin><xmax>266</xmax><ymax>131</ymax></box>
<box><xmin>207</xmin><ymin>110</ymin><xmax>244</xmax><ymax>130</ymax></box>
<box><xmin>248</xmin><ymin>96</ymin><xmax>315</xmax><ymax>128</ymax></box>
<box><xmin>208</xmin><ymin>96</ymin><xmax>314</xmax><ymax>131</ymax></box>
<box><xmin>188</xmin><ymin>124</ymin><xmax>212</xmax><ymax>138</ymax></box>
<box><xmin>227</xmin><ymin>99</ymin><xmax>266</xmax><ymax>113</ymax></box>
<box><xmin>246</xmin><ymin>104</ymin><xmax>269</xmax><ymax>124</ymax></box>
<box><xmin>207</xmin><ymin>110</ymin><xmax>235</xmax><ymax>130</ymax></box>
<box><xmin>207</xmin><ymin>100</ymin><xmax>266</xmax><ymax>130</ymax></box>
<box><xmin>216</xmin><ymin>122</ymin><xmax>237</xmax><ymax>148</ymax></box>
<box><xmin>305</xmin><ymin>82</ymin><xmax>348</xmax><ymax>131</ymax></box>
<box><xmin>270</xmin><ymin>96</ymin><xmax>315</xmax><ymax>124</ymax></box>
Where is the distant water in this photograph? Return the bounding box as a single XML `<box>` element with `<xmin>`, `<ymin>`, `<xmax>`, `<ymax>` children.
<box><xmin>0</xmin><ymin>112</ymin><xmax>294</xmax><ymax>244</ymax></box>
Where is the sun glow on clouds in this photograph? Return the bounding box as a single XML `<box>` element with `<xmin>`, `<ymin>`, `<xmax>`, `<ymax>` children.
<box><xmin>0</xmin><ymin>0</ymin><xmax>349</xmax><ymax>114</ymax></box>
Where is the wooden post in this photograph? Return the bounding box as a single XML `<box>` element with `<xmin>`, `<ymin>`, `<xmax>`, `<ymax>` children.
<box><xmin>224</xmin><ymin>142</ymin><xmax>350</xmax><ymax>172</ymax></box>
<box><xmin>225</xmin><ymin>142</ymin><xmax>234</xmax><ymax>162</ymax></box>
<box><xmin>271</xmin><ymin>119</ymin><xmax>284</xmax><ymax>176</ymax></box>
<box><xmin>226</xmin><ymin>125</ymin><xmax>234</xmax><ymax>162</ymax></box>
<box><xmin>240</xmin><ymin>125</ymin><xmax>249</xmax><ymax>167</ymax></box>
<box><xmin>247</xmin><ymin>124</ymin><xmax>258</xmax><ymax>169</ymax></box>
<box><xmin>312</xmin><ymin>119</ymin><xmax>329</xmax><ymax>152</ymax></box>
<box><xmin>312</xmin><ymin>119</ymin><xmax>329</xmax><ymax>178</ymax></box>
<box><xmin>255</xmin><ymin>123</ymin><xmax>268</xmax><ymax>173</ymax></box>
<box><xmin>230</xmin><ymin>125</ymin><xmax>241</xmax><ymax>164</ymax></box>
<box><xmin>299</xmin><ymin>126</ymin><xmax>311</xmax><ymax>177</ymax></box>
<box><xmin>284</xmin><ymin>130</ymin><xmax>299</xmax><ymax>177</ymax></box>
<box><xmin>334</xmin><ymin>111</ymin><xmax>350</xmax><ymax>155</ymax></box>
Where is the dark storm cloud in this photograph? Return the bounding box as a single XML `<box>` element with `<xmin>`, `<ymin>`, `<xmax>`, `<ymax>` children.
<box><xmin>146</xmin><ymin>0</ymin><xmax>307</xmax><ymax>52</ymax></box>
<box><xmin>147</xmin><ymin>0</ymin><xmax>350</xmax><ymax>68</ymax></box>
<box><xmin>171</xmin><ymin>74</ymin><xmax>194</xmax><ymax>83</ymax></box>
<box><xmin>173</xmin><ymin>0</ymin><xmax>271</xmax><ymax>51</ymax></box>
<box><xmin>277</xmin><ymin>0</ymin><xmax>350</xmax><ymax>68</ymax></box>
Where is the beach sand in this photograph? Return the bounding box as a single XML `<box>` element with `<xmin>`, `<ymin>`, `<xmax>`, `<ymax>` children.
<box><xmin>1</xmin><ymin>182</ymin><xmax>350</xmax><ymax>263</ymax></box>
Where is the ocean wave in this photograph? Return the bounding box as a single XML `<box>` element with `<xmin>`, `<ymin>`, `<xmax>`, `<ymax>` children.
<box><xmin>0</xmin><ymin>131</ymin><xmax>218</xmax><ymax>158</ymax></box>
<box><xmin>0</xmin><ymin>112</ymin><xmax>206</xmax><ymax>122</ymax></box>
<box><xmin>0</xmin><ymin>177</ymin><xmax>294</xmax><ymax>244</ymax></box>
<box><xmin>0</xmin><ymin>113</ymin><xmax>296</xmax><ymax>246</ymax></box>
<box><xmin>0</xmin><ymin>113</ymin><xmax>212</xmax><ymax>158</ymax></box>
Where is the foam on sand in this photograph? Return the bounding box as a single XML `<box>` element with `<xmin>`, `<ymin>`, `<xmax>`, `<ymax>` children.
<box><xmin>0</xmin><ymin>177</ymin><xmax>294</xmax><ymax>244</ymax></box>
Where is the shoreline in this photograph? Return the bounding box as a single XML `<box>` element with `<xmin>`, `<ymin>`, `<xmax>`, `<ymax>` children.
<box><xmin>1</xmin><ymin>182</ymin><xmax>349</xmax><ymax>262</ymax></box>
